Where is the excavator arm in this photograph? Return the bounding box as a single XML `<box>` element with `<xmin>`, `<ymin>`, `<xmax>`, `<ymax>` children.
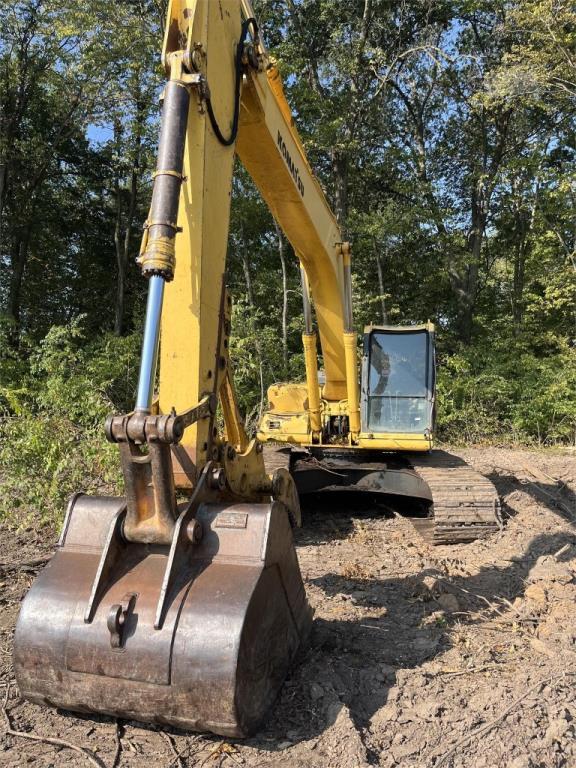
<box><xmin>156</xmin><ymin>0</ymin><xmax>360</xmax><ymax>479</ymax></box>
<box><xmin>14</xmin><ymin>0</ymin><xmax>340</xmax><ymax>737</ymax></box>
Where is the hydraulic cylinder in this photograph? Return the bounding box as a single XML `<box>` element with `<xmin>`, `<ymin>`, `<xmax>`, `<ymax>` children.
<box><xmin>341</xmin><ymin>244</ymin><xmax>361</xmax><ymax>438</ymax></box>
<box><xmin>134</xmin><ymin>78</ymin><xmax>191</xmax><ymax>413</ymax></box>
<box><xmin>302</xmin><ymin>331</ymin><xmax>322</xmax><ymax>437</ymax></box>
<box><xmin>136</xmin><ymin>276</ymin><xmax>165</xmax><ymax>412</ymax></box>
<box><xmin>344</xmin><ymin>331</ymin><xmax>361</xmax><ymax>437</ymax></box>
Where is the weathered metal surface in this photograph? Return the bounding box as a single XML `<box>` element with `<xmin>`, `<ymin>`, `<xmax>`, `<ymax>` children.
<box><xmin>106</xmin><ymin>395</ymin><xmax>216</xmax><ymax>445</ymax></box>
<box><xmin>14</xmin><ymin>493</ymin><xmax>312</xmax><ymax>737</ymax></box>
<box><xmin>137</xmin><ymin>79</ymin><xmax>190</xmax><ymax>282</ymax></box>
<box><xmin>117</xmin><ymin>440</ymin><xmax>178</xmax><ymax>545</ymax></box>
<box><xmin>285</xmin><ymin>447</ymin><xmax>433</xmax><ymax>504</ymax></box>
<box><xmin>263</xmin><ymin>443</ymin><xmax>293</xmax><ymax>474</ymax></box>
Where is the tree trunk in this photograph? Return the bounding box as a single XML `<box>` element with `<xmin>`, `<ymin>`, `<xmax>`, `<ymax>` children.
<box><xmin>457</xmin><ymin>179</ymin><xmax>488</xmax><ymax>343</ymax></box>
<box><xmin>285</xmin><ymin>0</ymin><xmax>326</xmax><ymax>98</ymax></box>
<box><xmin>113</xmin><ymin>117</ymin><xmax>124</xmax><ymax>335</ymax></box>
<box><xmin>512</xmin><ymin>237</ymin><xmax>526</xmax><ymax>329</ymax></box>
<box><xmin>412</xmin><ymin>120</ymin><xmax>447</xmax><ymax>239</ymax></box>
<box><xmin>241</xmin><ymin>244</ymin><xmax>255</xmax><ymax>309</ymax></box>
<box><xmin>0</xmin><ymin>163</ymin><xmax>7</xmax><ymax>221</ymax></box>
<box><xmin>374</xmin><ymin>240</ymin><xmax>387</xmax><ymax>324</ymax></box>
<box><xmin>240</xmin><ymin>229</ymin><xmax>265</xmax><ymax>418</ymax></box>
<box><xmin>331</xmin><ymin>148</ymin><xmax>349</xmax><ymax>233</ymax></box>
<box><xmin>113</xmin><ymin>93</ymin><xmax>144</xmax><ymax>336</ymax></box>
<box><xmin>511</xmin><ymin>175</ymin><xmax>540</xmax><ymax>331</ymax></box>
<box><xmin>6</xmin><ymin>224</ymin><xmax>32</xmax><ymax>331</ymax></box>
<box><xmin>114</xmin><ymin>158</ymin><xmax>140</xmax><ymax>336</ymax></box>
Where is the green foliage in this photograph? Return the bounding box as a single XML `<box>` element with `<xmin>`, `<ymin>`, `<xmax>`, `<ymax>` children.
<box><xmin>230</xmin><ymin>298</ymin><xmax>306</xmax><ymax>431</ymax></box>
<box><xmin>437</xmin><ymin>336</ymin><xmax>576</xmax><ymax>445</ymax></box>
<box><xmin>0</xmin><ymin>319</ymin><xmax>141</xmax><ymax>528</ymax></box>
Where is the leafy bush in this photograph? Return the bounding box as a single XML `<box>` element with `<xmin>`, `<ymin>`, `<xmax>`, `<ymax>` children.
<box><xmin>0</xmin><ymin>318</ymin><xmax>141</xmax><ymax>528</ymax></box>
<box><xmin>436</xmin><ymin>335</ymin><xmax>576</xmax><ymax>446</ymax></box>
<box><xmin>2</xmin><ymin>313</ymin><xmax>574</xmax><ymax>530</ymax></box>
<box><xmin>229</xmin><ymin>298</ymin><xmax>305</xmax><ymax>430</ymax></box>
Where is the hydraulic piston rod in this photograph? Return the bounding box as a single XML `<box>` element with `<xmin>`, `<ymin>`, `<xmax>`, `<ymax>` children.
<box><xmin>340</xmin><ymin>243</ymin><xmax>361</xmax><ymax>438</ymax></box>
<box><xmin>136</xmin><ymin>276</ymin><xmax>165</xmax><ymax>411</ymax></box>
<box><xmin>300</xmin><ymin>266</ymin><xmax>322</xmax><ymax>437</ymax></box>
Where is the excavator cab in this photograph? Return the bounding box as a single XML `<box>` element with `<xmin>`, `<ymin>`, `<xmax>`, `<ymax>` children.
<box><xmin>361</xmin><ymin>324</ymin><xmax>435</xmax><ymax>440</ymax></box>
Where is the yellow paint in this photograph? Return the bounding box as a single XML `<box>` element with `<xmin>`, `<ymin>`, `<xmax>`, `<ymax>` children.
<box><xmin>157</xmin><ymin>0</ymin><xmax>357</xmax><ymax>468</ymax></box>
<box><xmin>358</xmin><ymin>434</ymin><xmax>433</xmax><ymax>452</ymax></box>
<box><xmin>221</xmin><ymin>369</ymin><xmax>249</xmax><ymax>453</ymax></box>
<box><xmin>236</xmin><ymin>68</ymin><xmax>348</xmax><ymax>402</ymax></box>
<box><xmin>266</xmin><ymin>383</ymin><xmax>308</xmax><ymax>413</ymax></box>
<box><xmin>159</xmin><ymin>0</ymin><xmax>240</xmax><ymax>467</ymax></box>
<box><xmin>222</xmin><ymin>438</ymin><xmax>268</xmax><ymax>498</ymax></box>
<box><xmin>302</xmin><ymin>332</ymin><xmax>321</xmax><ymax>435</ymax></box>
<box><xmin>162</xmin><ymin>0</ymin><xmax>198</xmax><ymax>73</ymax></box>
<box><xmin>343</xmin><ymin>331</ymin><xmax>360</xmax><ymax>437</ymax></box>
<box><xmin>155</xmin><ymin>0</ymin><xmax>433</xmax><ymax>473</ymax></box>
<box><xmin>257</xmin><ymin>412</ymin><xmax>311</xmax><ymax>444</ymax></box>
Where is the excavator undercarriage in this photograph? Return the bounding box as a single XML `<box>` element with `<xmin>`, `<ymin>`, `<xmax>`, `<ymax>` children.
<box><xmin>264</xmin><ymin>445</ymin><xmax>502</xmax><ymax>545</ymax></box>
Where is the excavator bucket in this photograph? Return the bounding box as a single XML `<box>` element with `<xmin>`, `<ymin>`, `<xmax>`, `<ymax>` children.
<box><xmin>14</xmin><ymin>492</ymin><xmax>312</xmax><ymax>736</ymax></box>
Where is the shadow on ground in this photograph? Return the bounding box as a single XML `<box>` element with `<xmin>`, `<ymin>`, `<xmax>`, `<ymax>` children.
<box><xmin>243</xmin><ymin>517</ymin><xmax>576</xmax><ymax>757</ymax></box>
<box><xmin>6</xmin><ymin>453</ymin><xmax>576</xmax><ymax>764</ymax></box>
<box><xmin>488</xmin><ymin>469</ymin><xmax>576</xmax><ymax>527</ymax></box>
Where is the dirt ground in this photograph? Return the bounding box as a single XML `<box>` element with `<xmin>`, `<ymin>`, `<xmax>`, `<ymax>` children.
<box><xmin>1</xmin><ymin>447</ymin><xmax>576</xmax><ymax>768</ymax></box>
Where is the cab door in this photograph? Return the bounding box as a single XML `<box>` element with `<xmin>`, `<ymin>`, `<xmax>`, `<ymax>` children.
<box><xmin>360</xmin><ymin>325</ymin><xmax>435</xmax><ymax>438</ymax></box>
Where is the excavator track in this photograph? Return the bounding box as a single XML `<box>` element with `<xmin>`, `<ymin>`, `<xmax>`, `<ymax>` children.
<box><xmin>264</xmin><ymin>444</ymin><xmax>502</xmax><ymax>545</ymax></box>
<box><xmin>407</xmin><ymin>450</ymin><xmax>502</xmax><ymax>545</ymax></box>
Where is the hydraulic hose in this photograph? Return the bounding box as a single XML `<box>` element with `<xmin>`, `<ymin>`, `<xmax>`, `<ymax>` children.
<box><xmin>205</xmin><ymin>17</ymin><xmax>258</xmax><ymax>147</ymax></box>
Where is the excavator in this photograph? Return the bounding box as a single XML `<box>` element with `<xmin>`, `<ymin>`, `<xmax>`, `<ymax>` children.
<box><xmin>14</xmin><ymin>0</ymin><xmax>501</xmax><ymax>738</ymax></box>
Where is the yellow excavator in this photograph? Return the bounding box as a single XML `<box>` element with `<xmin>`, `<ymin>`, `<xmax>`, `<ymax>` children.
<box><xmin>14</xmin><ymin>0</ymin><xmax>500</xmax><ymax>737</ymax></box>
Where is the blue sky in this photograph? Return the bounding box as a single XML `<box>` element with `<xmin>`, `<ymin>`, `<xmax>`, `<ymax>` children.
<box><xmin>87</xmin><ymin>124</ymin><xmax>114</xmax><ymax>146</ymax></box>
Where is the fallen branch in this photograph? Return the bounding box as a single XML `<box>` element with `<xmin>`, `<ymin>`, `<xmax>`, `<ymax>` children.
<box><xmin>1</xmin><ymin>685</ymin><xmax>106</xmax><ymax>768</ymax></box>
<box><xmin>554</xmin><ymin>543</ymin><xmax>571</xmax><ymax>560</ymax></box>
<box><xmin>438</xmin><ymin>664</ymin><xmax>509</xmax><ymax>677</ymax></box>
<box><xmin>435</xmin><ymin>575</ymin><xmax>511</xmax><ymax>620</ymax></box>
<box><xmin>525</xmin><ymin>481</ymin><xmax>574</xmax><ymax>518</ymax></box>
<box><xmin>3</xmin><ymin>728</ymin><xmax>108</xmax><ymax>768</ymax></box>
<box><xmin>493</xmin><ymin>464</ymin><xmax>574</xmax><ymax>517</ymax></box>
<box><xmin>0</xmin><ymin>554</ymin><xmax>53</xmax><ymax>571</ymax></box>
<box><xmin>111</xmin><ymin>719</ymin><xmax>122</xmax><ymax>768</ymax></box>
<box><xmin>161</xmin><ymin>730</ymin><xmax>185</xmax><ymax>768</ymax></box>
<box><xmin>431</xmin><ymin>673</ymin><xmax>571</xmax><ymax>767</ymax></box>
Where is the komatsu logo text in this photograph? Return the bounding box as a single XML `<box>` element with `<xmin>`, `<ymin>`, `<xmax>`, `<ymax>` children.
<box><xmin>277</xmin><ymin>131</ymin><xmax>304</xmax><ymax>197</ymax></box>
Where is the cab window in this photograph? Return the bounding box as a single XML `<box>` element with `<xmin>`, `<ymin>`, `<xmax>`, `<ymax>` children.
<box><xmin>365</xmin><ymin>330</ymin><xmax>434</xmax><ymax>434</ymax></box>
